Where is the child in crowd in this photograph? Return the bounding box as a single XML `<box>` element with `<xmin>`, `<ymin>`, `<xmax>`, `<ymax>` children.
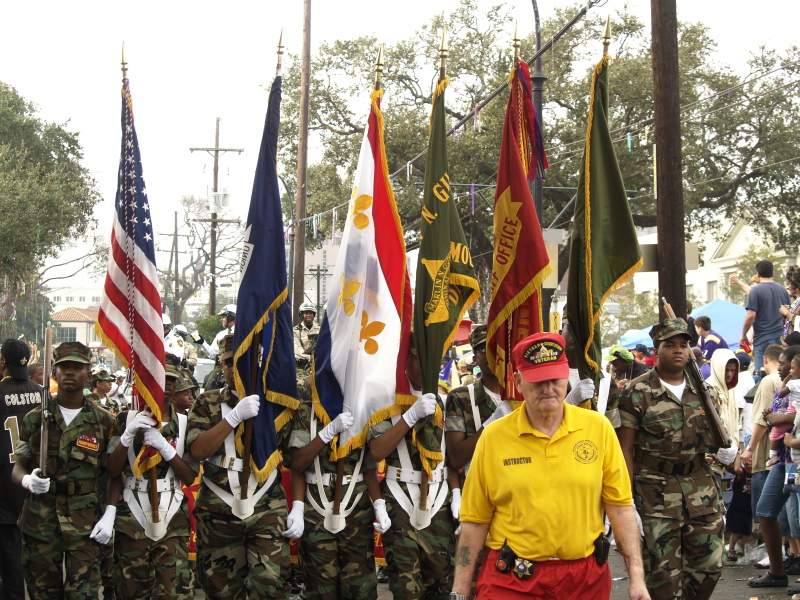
<box><xmin>767</xmin><ymin>358</ymin><xmax>800</xmax><ymax>465</ymax></box>
<box><xmin>724</xmin><ymin>454</ymin><xmax>752</xmax><ymax>562</ymax></box>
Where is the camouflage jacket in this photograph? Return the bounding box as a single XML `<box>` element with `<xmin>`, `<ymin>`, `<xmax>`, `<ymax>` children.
<box><xmin>619</xmin><ymin>368</ymin><xmax>721</xmax><ymax>519</ymax></box>
<box><xmin>86</xmin><ymin>392</ymin><xmax>124</xmax><ymax>417</ymax></box>
<box><xmin>284</xmin><ymin>379</ymin><xmax>375</xmax><ymax>505</ymax></box>
<box><xmin>368</xmin><ymin>394</ymin><xmax>447</xmax><ymax>499</ymax></box>
<box><xmin>186</xmin><ymin>386</ymin><xmax>287</xmax><ymax>514</ymax></box>
<box><xmin>444</xmin><ymin>379</ymin><xmax>499</xmax><ymax>435</ymax></box>
<box><xmin>16</xmin><ymin>394</ymin><xmax>115</xmax><ymax>541</ymax></box>
<box><xmin>109</xmin><ymin>406</ymin><xmax>197</xmax><ymax>539</ymax></box>
<box><xmin>293</xmin><ymin>322</ymin><xmax>320</xmax><ymax>362</ymax></box>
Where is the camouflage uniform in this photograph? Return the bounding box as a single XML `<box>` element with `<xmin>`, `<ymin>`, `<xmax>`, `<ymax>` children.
<box><xmin>368</xmin><ymin>398</ymin><xmax>454</xmax><ymax>600</ymax></box>
<box><xmin>619</xmin><ymin>322</ymin><xmax>724</xmax><ymax>600</ymax></box>
<box><xmin>186</xmin><ymin>385</ymin><xmax>291</xmax><ymax>600</ymax></box>
<box><xmin>444</xmin><ymin>380</ymin><xmax>497</xmax><ymax>440</ymax></box>
<box><xmin>109</xmin><ymin>405</ymin><xmax>197</xmax><ymax>600</ymax></box>
<box><xmin>16</xmin><ymin>393</ymin><xmax>115</xmax><ymax>600</ymax></box>
<box><xmin>283</xmin><ymin>379</ymin><xmax>378</xmax><ymax>600</ymax></box>
<box><xmin>293</xmin><ymin>322</ymin><xmax>320</xmax><ymax>378</ymax></box>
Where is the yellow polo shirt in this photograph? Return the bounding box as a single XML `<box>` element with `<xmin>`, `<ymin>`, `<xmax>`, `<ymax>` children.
<box><xmin>460</xmin><ymin>403</ymin><xmax>631</xmax><ymax>561</ymax></box>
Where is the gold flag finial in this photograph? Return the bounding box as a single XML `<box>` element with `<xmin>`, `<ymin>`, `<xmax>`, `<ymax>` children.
<box><xmin>439</xmin><ymin>27</ymin><xmax>448</xmax><ymax>82</ymax></box>
<box><xmin>277</xmin><ymin>29</ymin><xmax>285</xmax><ymax>76</ymax></box>
<box><xmin>121</xmin><ymin>43</ymin><xmax>128</xmax><ymax>79</ymax></box>
<box><xmin>375</xmin><ymin>44</ymin><xmax>385</xmax><ymax>90</ymax></box>
<box><xmin>513</xmin><ymin>20</ymin><xmax>520</xmax><ymax>61</ymax></box>
<box><xmin>602</xmin><ymin>16</ymin><xmax>611</xmax><ymax>57</ymax></box>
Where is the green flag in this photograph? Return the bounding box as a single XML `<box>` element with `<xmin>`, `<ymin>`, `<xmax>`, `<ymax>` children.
<box><xmin>567</xmin><ymin>56</ymin><xmax>643</xmax><ymax>384</ymax></box>
<box><xmin>413</xmin><ymin>76</ymin><xmax>479</xmax><ymax>475</ymax></box>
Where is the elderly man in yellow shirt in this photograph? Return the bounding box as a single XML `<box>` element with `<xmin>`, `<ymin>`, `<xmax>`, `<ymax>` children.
<box><xmin>450</xmin><ymin>332</ymin><xmax>649</xmax><ymax>600</ymax></box>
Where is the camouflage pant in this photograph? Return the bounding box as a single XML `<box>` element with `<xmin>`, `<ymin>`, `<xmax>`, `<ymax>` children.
<box><xmin>21</xmin><ymin>533</ymin><xmax>101</xmax><ymax>600</ymax></box>
<box><xmin>299</xmin><ymin>492</ymin><xmax>378</xmax><ymax>600</ymax></box>
<box><xmin>114</xmin><ymin>531</ymin><xmax>192</xmax><ymax>600</ymax></box>
<box><xmin>382</xmin><ymin>487</ymin><xmax>455</xmax><ymax>600</ymax></box>
<box><xmin>100</xmin><ymin>541</ymin><xmax>115</xmax><ymax>597</ymax></box>
<box><xmin>641</xmin><ymin>511</ymin><xmax>724</xmax><ymax>600</ymax></box>
<box><xmin>195</xmin><ymin>498</ymin><xmax>291</xmax><ymax>600</ymax></box>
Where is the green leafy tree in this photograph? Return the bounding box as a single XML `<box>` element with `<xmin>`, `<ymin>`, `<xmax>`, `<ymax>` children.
<box><xmin>278</xmin><ymin>1</ymin><xmax>800</xmax><ymax>318</ymax></box>
<box><xmin>721</xmin><ymin>243</ymin><xmax>785</xmax><ymax>306</ymax></box>
<box><xmin>0</xmin><ymin>82</ymin><xmax>101</xmax><ymax>339</ymax></box>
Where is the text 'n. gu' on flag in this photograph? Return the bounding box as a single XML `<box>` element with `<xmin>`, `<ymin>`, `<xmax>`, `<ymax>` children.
<box><xmin>486</xmin><ymin>59</ymin><xmax>551</xmax><ymax>400</ymax></box>
<box><xmin>311</xmin><ymin>88</ymin><xmax>413</xmax><ymax>459</ymax></box>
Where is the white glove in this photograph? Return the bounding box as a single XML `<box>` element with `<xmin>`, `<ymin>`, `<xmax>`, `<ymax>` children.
<box><xmin>282</xmin><ymin>501</ymin><xmax>305</xmax><ymax>539</ymax></box>
<box><xmin>319</xmin><ymin>412</ymin><xmax>354</xmax><ymax>444</ymax></box>
<box><xmin>716</xmin><ymin>437</ymin><xmax>738</xmax><ymax>465</ymax></box>
<box><xmin>633</xmin><ymin>505</ymin><xmax>644</xmax><ymax>537</ymax></box>
<box><xmin>89</xmin><ymin>505</ymin><xmax>117</xmax><ymax>545</ymax></box>
<box><xmin>482</xmin><ymin>400</ymin><xmax>513</xmax><ymax>428</ymax></box>
<box><xmin>22</xmin><ymin>468</ymin><xmax>50</xmax><ymax>495</ymax></box>
<box><xmin>373</xmin><ymin>499</ymin><xmax>391</xmax><ymax>534</ymax></box>
<box><xmin>120</xmin><ymin>412</ymin><xmax>156</xmax><ymax>448</ymax></box>
<box><xmin>565</xmin><ymin>378</ymin><xmax>596</xmax><ymax>406</ymax></box>
<box><xmin>402</xmin><ymin>393</ymin><xmax>437</xmax><ymax>428</ymax></box>
<box><xmin>224</xmin><ymin>394</ymin><xmax>260</xmax><ymax>428</ymax></box>
<box><xmin>144</xmin><ymin>427</ymin><xmax>176</xmax><ymax>462</ymax></box>
<box><xmin>451</xmin><ymin>488</ymin><xmax>462</xmax><ymax>521</ymax></box>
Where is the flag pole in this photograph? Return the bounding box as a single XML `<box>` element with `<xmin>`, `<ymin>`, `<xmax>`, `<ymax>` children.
<box><xmin>122</xmin><ymin>45</ymin><xmax>159</xmax><ymax>524</ymax></box>
<box><xmin>602</xmin><ymin>16</ymin><xmax>611</xmax><ymax>57</ymax></box>
<box><xmin>420</xmin><ymin>29</ymin><xmax>448</xmax><ymax>513</ymax></box>
<box><xmin>332</xmin><ymin>43</ymin><xmax>385</xmax><ymax>518</ymax></box>
<box><xmin>240</xmin><ymin>33</ymin><xmax>284</xmax><ymax>499</ymax></box>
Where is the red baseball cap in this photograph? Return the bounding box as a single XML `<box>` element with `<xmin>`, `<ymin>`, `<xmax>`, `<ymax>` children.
<box><xmin>512</xmin><ymin>333</ymin><xmax>570</xmax><ymax>383</ymax></box>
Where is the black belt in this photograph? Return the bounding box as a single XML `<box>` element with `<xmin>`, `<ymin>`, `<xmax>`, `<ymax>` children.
<box><xmin>49</xmin><ymin>479</ymin><xmax>96</xmax><ymax>496</ymax></box>
<box><xmin>635</xmin><ymin>449</ymin><xmax>704</xmax><ymax>476</ymax></box>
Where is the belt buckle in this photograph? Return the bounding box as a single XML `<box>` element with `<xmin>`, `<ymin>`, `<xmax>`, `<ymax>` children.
<box><xmin>226</xmin><ymin>456</ymin><xmax>236</xmax><ymax>470</ymax></box>
<box><xmin>394</xmin><ymin>467</ymin><xmax>402</xmax><ymax>480</ymax></box>
<box><xmin>513</xmin><ymin>557</ymin><xmax>534</xmax><ymax>580</ymax></box>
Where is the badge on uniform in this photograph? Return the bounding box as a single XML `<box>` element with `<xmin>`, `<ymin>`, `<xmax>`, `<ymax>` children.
<box><xmin>76</xmin><ymin>435</ymin><xmax>99</xmax><ymax>452</ymax></box>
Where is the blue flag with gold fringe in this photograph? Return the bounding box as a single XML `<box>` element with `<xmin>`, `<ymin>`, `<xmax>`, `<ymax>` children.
<box><xmin>233</xmin><ymin>75</ymin><xmax>298</xmax><ymax>481</ymax></box>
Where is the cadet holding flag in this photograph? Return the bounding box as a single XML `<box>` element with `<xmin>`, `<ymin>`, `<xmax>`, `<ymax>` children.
<box><xmin>187</xmin><ymin>41</ymin><xmax>297</xmax><ymax>599</ymax></box>
<box><xmin>285</xmin><ymin>47</ymin><xmax>410</xmax><ymax>600</ymax></box>
<box><xmin>369</xmin><ymin>30</ymin><xmax>479</xmax><ymax>600</ymax></box>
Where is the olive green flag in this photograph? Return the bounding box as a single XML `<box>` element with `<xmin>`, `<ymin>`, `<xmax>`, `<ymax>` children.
<box><xmin>567</xmin><ymin>56</ymin><xmax>643</xmax><ymax>385</ymax></box>
<box><xmin>412</xmin><ymin>77</ymin><xmax>479</xmax><ymax>475</ymax></box>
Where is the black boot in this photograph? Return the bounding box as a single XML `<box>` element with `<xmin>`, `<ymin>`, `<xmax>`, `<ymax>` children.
<box><xmin>376</xmin><ymin>565</ymin><xmax>389</xmax><ymax>583</ymax></box>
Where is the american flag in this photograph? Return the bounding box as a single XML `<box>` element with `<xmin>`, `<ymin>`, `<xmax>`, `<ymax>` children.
<box><xmin>95</xmin><ymin>76</ymin><xmax>165</xmax><ymax>473</ymax></box>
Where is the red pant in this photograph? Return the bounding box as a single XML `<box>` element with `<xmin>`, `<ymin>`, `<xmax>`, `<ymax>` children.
<box><xmin>476</xmin><ymin>549</ymin><xmax>611</xmax><ymax>600</ymax></box>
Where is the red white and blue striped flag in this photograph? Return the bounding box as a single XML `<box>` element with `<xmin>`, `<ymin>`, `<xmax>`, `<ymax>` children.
<box><xmin>96</xmin><ymin>75</ymin><xmax>165</xmax><ymax>475</ymax></box>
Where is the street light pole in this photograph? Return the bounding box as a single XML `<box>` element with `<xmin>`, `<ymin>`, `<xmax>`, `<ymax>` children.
<box><xmin>530</xmin><ymin>0</ymin><xmax>547</xmax><ymax>229</ymax></box>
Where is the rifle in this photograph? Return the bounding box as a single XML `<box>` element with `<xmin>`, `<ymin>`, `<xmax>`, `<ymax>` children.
<box><xmin>661</xmin><ymin>298</ymin><xmax>729</xmax><ymax>448</ymax></box>
<box><xmin>39</xmin><ymin>328</ymin><xmax>53</xmax><ymax>474</ymax></box>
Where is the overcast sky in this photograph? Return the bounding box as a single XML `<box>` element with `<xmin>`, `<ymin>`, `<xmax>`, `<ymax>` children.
<box><xmin>2</xmin><ymin>1</ymin><xmax>796</xmax><ymax>285</ymax></box>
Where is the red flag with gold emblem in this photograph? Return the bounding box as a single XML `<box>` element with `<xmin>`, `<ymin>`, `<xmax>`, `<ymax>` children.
<box><xmin>486</xmin><ymin>59</ymin><xmax>551</xmax><ymax>399</ymax></box>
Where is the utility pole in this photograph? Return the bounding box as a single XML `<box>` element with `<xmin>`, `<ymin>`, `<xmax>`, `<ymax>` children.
<box><xmin>651</xmin><ymin>0</ymin><xmax>686</xmax><ymax>321</ymax></box>
<box><xmin>190</xmin><ymin>118</ymin><xmax>243</xmax><ymax>315</ymax></box>
<box><xmin>173</xmin><ymin>211</ymin><xmax>179</xmax><ymax>320</ymax></box>
<box><xmin>293</xmin><ymin>0</ymin><xmax>312</xmax><ymax>325</ymax></box>
<box><xmin>529</xmin><ymin>1</ymin><xmax>546</xmax><ymax>229</ymax></box>
<box><xmin>308</xmin><ymin>265</ymin><xmax>328</xmax><ymax>323</ymax></box>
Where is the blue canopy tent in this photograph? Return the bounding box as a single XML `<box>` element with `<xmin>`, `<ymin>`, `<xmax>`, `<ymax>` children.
<box><xmin>618</xmin><ymin>298</ymin><xmax>746</xmax><ymax>350</ymax></box>
<box><xmin>691</xmin><ymin>298</ymin><xmax>746</xmax><ymax>351</ymax></box>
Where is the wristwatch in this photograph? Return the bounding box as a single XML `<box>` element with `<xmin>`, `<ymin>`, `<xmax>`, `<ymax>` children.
<box><xmin>745</xmin><ymin>445</ymin><xmax>754</xmax><ymax>452</ymax></box>
<box><xmin>449</xmin><ymin>594</ymin><xmax>470</xmax><ymax>600</ymax></box>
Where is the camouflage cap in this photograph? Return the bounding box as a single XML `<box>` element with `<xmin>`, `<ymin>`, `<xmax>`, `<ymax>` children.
<box><xmin>469</xmin><ymin>324</ymin><xmax>487</xmax><ymax>350</ymax></box>
<box><xmin>53</xmin><ymin>341</ymin><xmax>92</xmax><ymax>365</ymax></box>
<box><xmin>165</xmin><ymin>353</ymin><xmax>182</xmax><ymax>379</ymax></box>
<box><xmin>219</xmin><ymin>333</ymin><xmax>234</xmax><ymax>361</ymax></box>
<box><xmin>92</xmin><ymin>368</ymin><xmax>114</xmax><ymax>382</ymax></box>
<box><xmin>176</xmin><ymin>376</ymin><xmax>197</xmax><ymax>392</ymax></box>
<box><xmin>649</xmin><ymin>318</ymin><xmax>692</xmax><ymax>343</ymax></box>
<box><xmin>604</xmin><ymin>345</ymin><xmax>634</xmax><ymax>363</ymax></box>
